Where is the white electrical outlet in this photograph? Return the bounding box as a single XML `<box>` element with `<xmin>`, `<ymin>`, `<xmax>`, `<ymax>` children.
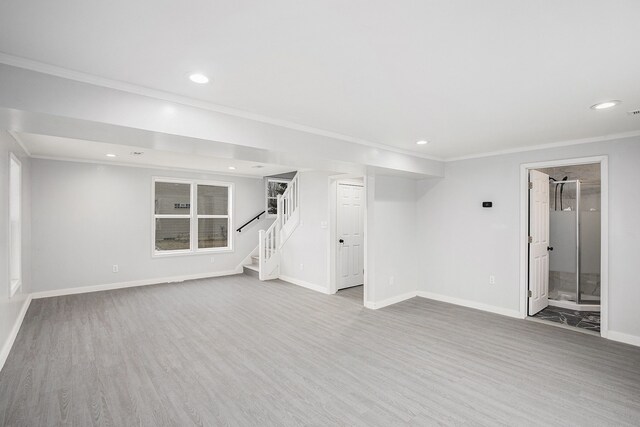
<box><xmin>489</xmin><ymin>275</ymin><xmax>495</xmax><ymax>285</ymax></box>
<box><xmin>389</xmin><ymin>276</ymin><xmax>395</xmax><ymax>286</ymax></box>
<box><xmin>112</xmin><ymin>265</ymin><xmax>119</xmax><ymax>273</ymax></box>
<box><xmin>210</xmin><ymin>257</ymin><xmax>215</xmax><ymax>263</ymax></box>
<box><xmin>299</xmin><ymin>263</ymin><xmax>304</xmax><ymax>271</ymax></box>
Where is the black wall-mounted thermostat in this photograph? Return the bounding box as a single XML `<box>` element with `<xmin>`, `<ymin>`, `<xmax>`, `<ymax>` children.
<box><xmin>482</xmin><ymin>202</ymin><xmax>493</xmax><ymax>208</ymax></box>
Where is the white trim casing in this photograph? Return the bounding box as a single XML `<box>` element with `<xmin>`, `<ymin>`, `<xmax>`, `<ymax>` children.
<box><xmin>519</xmin><ymin>156</ymin><xmax>609</xmax><ymax>336</ymax></box>
<box><xmin>0</xmin><ymin>295</ymin><xmax>32</xmax><ymax>372</ymax></box>
<box><xmin>152</xmin><ymin>177</ymin><xmax>234</xmax><ymax>257</ymax></box>
<box><xmin>417</xmin><ymin>291</ymin><xmax>524</xmax><ymax>319</ymax></box>
<box><xmin>8</xmin><ymin>152</ymin><xmax>22</xmax><ymax>297</ymax></box>
<box><xmin>265</xmin><ymin>177</ymin><xmax>291</xmax><ymax>218</ymax></box>
<box><xmin>278</xmin><ymin>275</ymin><xmax>331</xmax><ymax>295</ymax></box>
<box><xmin>30</xmin><ymin>269</ymin><xmax>242</xmax><ymax>300</ymax></box>
<box><xmin>365</xmin><ymin>291</ymin><xmax>418</xmax><ymax>310</ymax></box>
<box><xmin>7</xmin><ymin>131</ymin><xmax>31</xmax><ymax>156</ymax></box>
<box><xmin>607</xmin><ymin>331</ymin><xmax>640</xmax><ymax>348</ymax></box>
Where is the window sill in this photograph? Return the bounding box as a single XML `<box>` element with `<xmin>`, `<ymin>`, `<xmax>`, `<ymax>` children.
<box><xmin>152</xmin><ymin>248</ymin><xmax>234</xmax><ymax>258</ymax></box>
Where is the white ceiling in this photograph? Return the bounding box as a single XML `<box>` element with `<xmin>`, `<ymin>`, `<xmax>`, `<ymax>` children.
<box><xmin>15</xmin><ymin>132</ymin><xmax>295</xmax><ymax>177</ymax></box>
<box><xmin>1</xmin><ymin>0</ymin><xmax>640</xmax><ymax>159</ymax></box>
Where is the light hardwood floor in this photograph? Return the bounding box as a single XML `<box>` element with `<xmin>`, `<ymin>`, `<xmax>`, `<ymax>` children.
<box><xmin>1</xmin><ymin>275</ymin><xmax>639</xmax><ymax>426</ymax></box>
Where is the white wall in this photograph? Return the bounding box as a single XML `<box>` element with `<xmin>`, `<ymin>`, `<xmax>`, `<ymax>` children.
<box><xmin>366</xmin><ymin>174</ymin><xmax>418</xmax><ymax>306</ymax></box>
<box><xmin>279</xmin><ymin>171</ymin><xmax>333</xmax><ymax>291</ymax></box>
<box><xmin>30</xmin><ymin>159</ymin><xmax>271</xmax><ymax>292</ymax></box>
<box><xmin>0</xmin><ymin>130</ymin><xmax>31</xmax><ymax>368</ymax></box>
<box><xmin>0</xmin><ymin>64</ymin><xmax>445</xmax><ymax>178</ymax></box>
<box><xmin>416</xmin><ymin>136</ymin><xmax>640</xmax><ymax>341</ymax></box>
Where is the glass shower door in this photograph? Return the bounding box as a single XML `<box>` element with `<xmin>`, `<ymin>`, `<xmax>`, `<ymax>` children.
<box><xmin>548</xmin><ymin>181</ymin><xmax>578</xmax><ymax>302</ymax></box>
<box><xmin>578</xmin><ymin>181</ymin><xmax>601</xmax><ymax>304</ymax></box>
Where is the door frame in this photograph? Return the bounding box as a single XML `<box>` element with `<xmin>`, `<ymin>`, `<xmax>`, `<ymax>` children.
<box><xmin>519</xmin><ymin>155</ymin><xmax>608</xmax><ymax>337</ymax></box>
<box><xmin>527</xmin><ymin>169</ymin><xmax>551</xmax><ymax>316</ymax></box>
<box><xmin>328</xmin><ymin>176</ymin><xmax>368</xmax><ymax>302</ymax></box>
<box><xmin>8</xmin><ymin>152</ymin><xmax>22</xmax><ymax>297</ymax></box>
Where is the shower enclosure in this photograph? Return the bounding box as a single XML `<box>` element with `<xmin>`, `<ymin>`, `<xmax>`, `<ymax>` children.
<box><xmin>548</xmin><ymin>179</ymin><xmax>601</xmax><ymax>306</ymax></box>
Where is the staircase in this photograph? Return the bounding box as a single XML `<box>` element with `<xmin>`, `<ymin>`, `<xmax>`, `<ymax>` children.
<box><xmin>243</xmin><ymin>255</ymin><xmax>260</xmax><ymax>278</ymax></box>
<box><xmin>243</xmin><ymin>173</ymin><xmax>300</xmax><ymax>280</ymax></box>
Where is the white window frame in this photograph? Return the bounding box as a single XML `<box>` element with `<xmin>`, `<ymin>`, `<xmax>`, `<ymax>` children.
<box><xmin>265</xmin><ymin>178</ymin><xmax>290</xmax><ymax>218</ymax></box>
<box><xmin>9</xmin><ymin>153</ymin><xmax>22</xmax><ymax>297</ymax></box>
<box><xmin>152</xmin><ymin>177</ymin><xmax>234</xmax><ymax>257</ymax></box>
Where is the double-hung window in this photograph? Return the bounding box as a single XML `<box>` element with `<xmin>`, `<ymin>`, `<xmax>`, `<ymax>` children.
<box><xmin>266</xmin><ymin>178</ymin><xmax>290</xmax><ymax>217</ymax></box>
<box><xmin>153</xmin><ymin>178</ymin><xmax>233</xmax><ymax>256</ymax></box>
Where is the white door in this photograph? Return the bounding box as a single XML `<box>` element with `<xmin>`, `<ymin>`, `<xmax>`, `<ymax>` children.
<box><xmin>528</xmin><ymin>170</ymin><xmax>550</xmax><ymax>315</ymax></box>
<box><xmin>337</xmin><ymin>183</ymin><xmax>364</xmax><ymax>290</ymax></box>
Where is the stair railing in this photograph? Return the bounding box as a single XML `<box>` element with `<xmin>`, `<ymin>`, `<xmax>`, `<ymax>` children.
<box><xmin>277</xmin><ymin>173</ymin><xmax>299</xmax><ymax>245</ymax></box>
<box><xmin>258</xmin><ymin>220</ymin><xmax>280</xmax><ymax>280</ymax></box>
<box><xmin>257</xmin><ymin>173</ymin><xmax>300</xmax><ymax>280</ymax></box>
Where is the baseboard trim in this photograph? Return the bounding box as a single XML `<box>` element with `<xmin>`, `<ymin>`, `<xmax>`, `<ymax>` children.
<box><xmin>279</xmin><ymin>275</ymin><xmax>330</xmax><ymax>294</ymax></box>
<box><xmin>30</xmin><ymin>268</ymin><xmax>243</xmax><ymax>299</ymax></box>
<box><xmin>365</xmin><ymin>291</ymin><xmax>418</xmax><ymax>310</ymax></box>
<box><xmin>607</xmin><ymin>331</ymin><xmax>640</xmax><ymax>348</ymax></box>
<box><xmin>416</xmin><ymin>291</ymin><xmax>524</xmax><ymax>319</ymax></box>
<box><xmin>0</xmin><ymin>294</ymin><xmax>32</xmax><ymax>372</ymax></box>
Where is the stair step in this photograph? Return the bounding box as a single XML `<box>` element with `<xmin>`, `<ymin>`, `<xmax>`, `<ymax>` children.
<box><xmin>243</xmin><ymin>264</ymin><xmax>259</xmax><ymax>278</ymax></box>
<box><xmin>251</xmin><ymin>256</ymin><xmax>259</xmax><ymax>263</ymax></box>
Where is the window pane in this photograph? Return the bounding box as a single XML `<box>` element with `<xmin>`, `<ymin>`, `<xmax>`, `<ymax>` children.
<box><xmin>155</xmin><ymin>182</ymin><xmax>190</xmax><ymax>214</ymax></box>
<box><xmin>198</xmin><ymin>185</ymin><xmax>228</xmax><ymax>215</ymax></box>
<box><xmin>155</xmin><ymin>218</ymin><xmax>190</xmax><ymax>251</ymax></box>
<box><xmin>267</xmin><ymin>198</ymin><xmax>277</xmax><ymax>215</ymax></box>
<box><xmin>268</xmin><ymin>181</ymin><xmax>288</xmax><ymax>198</ymax></box>
<box><xmin>198</xmin><ymin>218</ymin><xmax>228</xmax><ymax>248</ymax></box>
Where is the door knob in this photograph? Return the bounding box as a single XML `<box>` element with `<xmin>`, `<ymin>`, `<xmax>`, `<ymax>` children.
<box><xmin>339</xmin><ymin>239</ymin><xmax>344</xmax><ymax>244</ymax></box>
<box><xmin>547</xmin><ymin>246</ymin><xmax>554</xmax><ymax>251</ymax></box>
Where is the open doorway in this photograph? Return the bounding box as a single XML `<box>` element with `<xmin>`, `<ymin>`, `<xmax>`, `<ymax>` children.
<box><xmin>328</xmin><ymin>177</ymin><xmax>366</xmax><ymax>305</ymax></box>
<box><xmin>522</xmin><ymin>157</ymin><xmax>607</xmax><ymax>335</ymax></box>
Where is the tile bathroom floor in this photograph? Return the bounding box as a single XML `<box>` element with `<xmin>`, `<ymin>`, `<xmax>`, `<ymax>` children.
<box><xmin>533</xmin><ymin>305</ymin><xmax>600</xmax><ymax>332</ymax></box>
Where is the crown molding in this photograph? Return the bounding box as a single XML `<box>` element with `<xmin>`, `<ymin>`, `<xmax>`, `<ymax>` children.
<box><xmin>444</xmin><ymin>130</ymin><xmax>640</xmax><ymax>162</ymax></box>
<box><xmin>0</xmin><ymin>52</ymin><xmax>443</xmax><ymax>162</ymax></box>
<box><xmin>3</xmin><ymin>52</ymin><xmax>638</xmax><ymax>165</ymax></box>
<box><xmin>29</xmin><ymin>155</ymin><xmax>266</xmax><ymax>179</ymax></box>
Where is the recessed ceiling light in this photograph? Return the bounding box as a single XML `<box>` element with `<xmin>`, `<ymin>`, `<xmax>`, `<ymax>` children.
<box><xmin>189</xmin><ymin>73</ymin><xmax>209</xmax><ymax>84</ymax></box>
<box><xmin>228</xmin><ymin>166</ymin><xmax>236</xmax><ymax>170</ymax></box>
<box><xmin>106</xmin><ymin>153</ymin><xmax>117</xmax><ymax>157</ymax></box>
<box><xmin>591</xmin><ymin>100</ymin><xmax>621</xmax><ymax>110</ymax></box>
<box><xmin>416</xmin><ymin>140</ymin><xmax>429</xmax><ymax>145</ymax></box>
